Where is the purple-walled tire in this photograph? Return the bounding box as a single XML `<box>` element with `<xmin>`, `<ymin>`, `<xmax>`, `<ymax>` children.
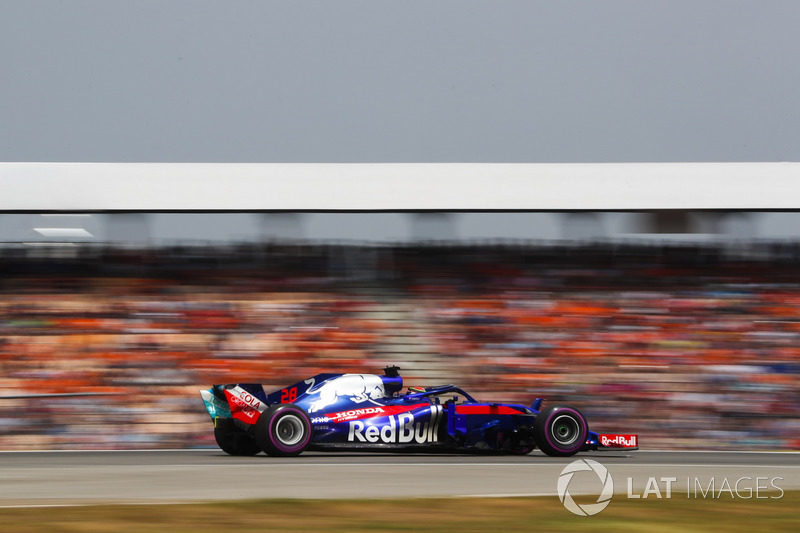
<box><xmin>254</xmin><ymin>404</ymin><xmax>312</xmax><ymax>457</ymax></box>
<box><xmin>533</xmin><ymin>405</ymin><xmax>588</xmax><ymax>457</ymax></box>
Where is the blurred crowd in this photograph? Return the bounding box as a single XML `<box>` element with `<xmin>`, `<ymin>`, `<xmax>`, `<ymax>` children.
<box><xmin>0</xmin><ymin>242</ymin><xmax>798</xmax><ymax>450</ymax></box>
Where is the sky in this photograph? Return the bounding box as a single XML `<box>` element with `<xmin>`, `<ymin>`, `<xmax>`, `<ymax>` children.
<box><xmin>2</xmin><ymin>1</ymin><xmax>799</xmax><ymax>163</ymax></box>
<box><xmin>1</xmin><ymin>2</ymin><xmax>799</xmax><ymax>242</ymax></box>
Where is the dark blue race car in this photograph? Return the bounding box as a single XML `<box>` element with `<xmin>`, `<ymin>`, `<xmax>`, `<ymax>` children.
<box><xmin>200</xmin><ymin>366</ymin><xmax>638</xmax><ymax>457</ymax></box>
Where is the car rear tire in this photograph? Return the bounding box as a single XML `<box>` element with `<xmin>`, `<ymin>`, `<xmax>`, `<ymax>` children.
<box><xmin>214</xmin><ymin>419</ymin><xmax>262</xmax><ymax>456</ymax></box>
<box><xmin>534</xmin><ymin>405</ymin><xmax>588</xmax><ymax>457</ymax></box>
<box><xmin>254</xmin><ymin>404</ymin><xmax>312</xmax><ymax>457</ymax></box>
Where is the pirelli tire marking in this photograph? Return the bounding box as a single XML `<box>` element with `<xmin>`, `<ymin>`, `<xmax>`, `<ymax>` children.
<box><xmin>347</xmin><ymin>404</ymin><xmax>443</xmax><ymax>444</ymax></box>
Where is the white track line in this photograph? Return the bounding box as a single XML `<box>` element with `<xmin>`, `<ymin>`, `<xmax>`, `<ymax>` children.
<box><xmin>0</xmin><ymin>448</ymin><xmax>798</xmax><ymax>454</ymax></box>
<box><xmin>1</xmin><ymin>449</ymin><xmax>799</xmax><ymax>456</ymax></box>
<box><xmin>14</xmin><ymin>462</ymin><xmax>788</xmax><ymax>468</ymax></box>
<box><xmin>635</xmin><ymin>450</ymin><xmax>800</xmax><ymax>454</ymax></box>
<box><xmin>0</xmin><ymin>502</ymin><xmax>195</xmax><ymax>509</ymax></box>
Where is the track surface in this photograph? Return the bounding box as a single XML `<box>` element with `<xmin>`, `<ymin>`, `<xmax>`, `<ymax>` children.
<box><xmin>0</xmin><ymin>450</ymin><xmax>798</xmax><ymax>506</ymax></box>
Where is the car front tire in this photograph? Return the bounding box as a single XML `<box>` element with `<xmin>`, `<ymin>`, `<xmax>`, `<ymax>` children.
<box><xmin>534</xmin><ymin>405</ymin><xmax>588</xmax><ymax>457</ymax></box>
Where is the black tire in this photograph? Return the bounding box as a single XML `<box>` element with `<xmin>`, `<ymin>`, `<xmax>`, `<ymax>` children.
<box><xmin>254</xmin><ymin>404</ymin><xmax>312</xmax><ymax>457</ymax></box>
<box><xmin>213</xmin><ymin>418</ymin><xmax>262</xmax><ymax>456</ymax></box>
<box><xmin>533</xmin><ymin>405</ymin><xmax>588</xmax><ymax>457</ymax></box>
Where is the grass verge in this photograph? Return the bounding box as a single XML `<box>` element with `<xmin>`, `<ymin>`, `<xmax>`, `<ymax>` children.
<box><xmin>0</xmin><ymin>491</ymin><xmax>797</xmax><ymax>532</ymax></box>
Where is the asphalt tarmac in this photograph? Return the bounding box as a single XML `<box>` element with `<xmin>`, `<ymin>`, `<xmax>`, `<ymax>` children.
<box><xmin>0</xmin><ymin>450</ymin><xmax>797</xmax><ymax>507</ymax></box>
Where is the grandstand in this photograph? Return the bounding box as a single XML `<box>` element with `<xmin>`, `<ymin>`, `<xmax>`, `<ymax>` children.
<box><xmin>0</xmin><ymin>163</ymin><xmax>798</xmax><ymax>450</ymax></box>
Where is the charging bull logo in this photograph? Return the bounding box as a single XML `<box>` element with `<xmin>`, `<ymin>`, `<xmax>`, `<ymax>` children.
<box><xmin>308</xmin><ymin>374</ymin><xmax>386</xmax><ymax>413</ymax></box>
<box><xmin>348</xmin><ymin>405</ymin><xmax>443</xmax><ymax>444</ymax></box>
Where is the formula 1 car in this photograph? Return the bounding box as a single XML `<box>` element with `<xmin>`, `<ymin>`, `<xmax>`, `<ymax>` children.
<box><xmin>200</xmin><ymin>366</ymin><xmax>638</xmax><ymax>457</ymax></box>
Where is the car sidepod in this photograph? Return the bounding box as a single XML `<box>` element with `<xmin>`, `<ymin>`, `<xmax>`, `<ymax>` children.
<box><xmin>447</xmin><ymin>403</ymin><xmax>536</xmax><ymax>453</ymax></box>
<box><xmin>308</xmin><ymin>401</ymin><xmax>449</xmax><ymax>449</ymax></box>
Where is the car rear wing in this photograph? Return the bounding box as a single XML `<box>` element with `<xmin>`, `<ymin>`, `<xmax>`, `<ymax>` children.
<box><xmin>201</xmin><ymin>384</ymin><xmax>268</xmax><ymax>424</ymax></box>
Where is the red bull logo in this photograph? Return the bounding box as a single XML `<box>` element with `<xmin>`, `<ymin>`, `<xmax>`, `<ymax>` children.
<box><xmin>599</xmin><ymin>434</ymin><xmax>638</xmax><ymax>447</ymax></box>
<box><xmin>348</xmin><ymin>405</ymin><xmax>443</xmax><ymax>444</ymax></box>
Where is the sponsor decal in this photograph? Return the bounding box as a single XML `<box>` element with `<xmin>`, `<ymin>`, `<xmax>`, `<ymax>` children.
<box><xmin>308</xmin><ymin>374</ymin><xmax>386</xmax><ymax>413</ymax></box>
<box><xmin>311</xmin><ymin>416</ymin><xmax>331</xmax><ymax>424</ymax></box>
<box><xmin>200</xmin><ymin>390</ymin><xmax>231</xmax><ymax>418</ymax></box>
<box><xmin>326</xmin><ymin>403</ymin><xmax>428</xmax><ymax>423</ymax></box>
<box><xmin>232</xmin><ymin>387</ymin><xmax>265</xmax><ymax>411</ymax></box>
<box><xmin>225</xmin><ymin>386</ymin><xmax>267</xmax><ymax>424</ymax></box>
<box><xmin>329</xmin><ymin>406</ymin><xmax>386</xmax><ymax>422</ymax></box>
<box><xmin>347</xmin><ymin>405</ymin><xmax>443</xmax><ymax>444</ymax></box>
<box><xmin>599</xmin><ymin>434</ymin><xmax>638</xmax><ymax>448</ymax></box>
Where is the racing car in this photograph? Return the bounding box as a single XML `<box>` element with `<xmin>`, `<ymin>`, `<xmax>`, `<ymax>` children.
<box><xmin>200</xmin><ymin>366</ymin><xmax>638</xmax><ymax>457</ymax></box>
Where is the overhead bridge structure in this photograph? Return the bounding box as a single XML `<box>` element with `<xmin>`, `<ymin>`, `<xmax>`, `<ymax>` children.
<box><xmin>0</xmin><ymin>162</ymin><xmax>799</xmax><ymax>242</ymax></box>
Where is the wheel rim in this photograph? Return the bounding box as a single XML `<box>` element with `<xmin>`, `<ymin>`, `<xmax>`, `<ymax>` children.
<box><xmin>275</xmin><ymin>414</ymin><xmax>305</xmax><ymax>446</ymax></box>
<box><xmin>550</xmin><ymin>414</ymin><xmax>580</xmax><ymax>446</ymax></box>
